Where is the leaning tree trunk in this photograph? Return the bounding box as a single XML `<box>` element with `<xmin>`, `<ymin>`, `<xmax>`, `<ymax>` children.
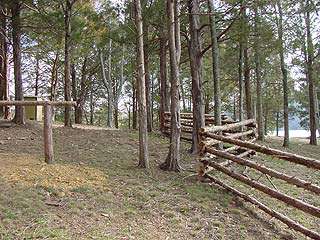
<box><xmin>134</xmin><ymin>0</ymin><xmax>149</xmax><ymax>169</ymax></box>
<box><xmin>305</xmin><ymin>0</ymin><xmax>317</xmax><ymax>145</ymax></box>
<box><xmin>0</xmin><ymin>5</ymin><xmax>9</xmax><ymax>118</ymax></box>
<box><xmin>188</xmin><ymin>0</ymin><xmax>205</xmax><ymax>154</ymax></box>
<box><xmin>11</xmin><ymin>0</ymin><xmax>24</xmax><ymax>124</ymax></box>
<box><xmin>254</xmin><ymin>4</ymin><xmax>264</xmax><ymax>141</ymax></box>
<box><xmin>160</xmin><ymin>0</ymin><xmax>181</xmax><ymax>172</ymax></box>
<box><xmin>276</xmin><ymin>0</ymin><xmax>289</xmax><ymax>147</ymax></box>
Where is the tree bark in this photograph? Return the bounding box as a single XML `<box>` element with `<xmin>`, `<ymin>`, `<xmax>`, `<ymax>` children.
<box><xmin>134</xmin><ymin>0</ymin><xmax>149</xmax><ymax>169</ymax></box>
<box><xmin>143</xmin><ymin>25</ymin><xmax>152</xmax><ymax>132</ymax></box>
<box><xmin>44</xmin><ymin>104</ymin><xmax>54</xmax><ymax>164</ymax></box>
<box><xmin>304</xmin><ymin>0</ymin><xmax>317</xmax><ymax>145</ymax></box>
<box><xmin>208</xmin><ymin>0</ymin><xmax>221</xmax><ymax>127</ymax></box>
<box><xmin>132</xmin><ymin>79</ymin><xmax>137</xmax><ymax>130</ymax></box>
<box><xmin>188</xmin><ymin>0</ymin><xmax>205</xmax><ymax>154</ymax></box>
<box><xmin>254</xmin><ymin>4</ymin><xmax>264</xmax><ymax>141</ymax></box>
<box><xmin>89</xmin><ymin>85</ymin><xmax>94</xmax><ymax>125</ymax></box>
<box><xmin>276</xmin><ymin>0</ymin><xmax>289</xmax><ymax>147</ymax></box>
<box><xmin>113</xmin><ymin>45</ymin><xmax>125</xmax><ymax>129</ymax></box>
<box><xmin>75</xmin><ymin>58</ymin><xmax>88</xmax><ymax>124</ymax></box>
<box><xmin>243</xmin><ymin>3</ymin><xmax>252</xmax><ymax>120</ymax></box>
<box><xmin>160</xmin><ymin>0</ymin><xmax>181</xmax><ymax>172</ymax></box>
<box><xmin>100</xmin><ymin>40</ymin><xmax>114</xmax><ymax>128</ymax></box>
<box><xmin>63</xmin><ymin>0</ymin><xmax>73</xmax><ymax>127</ymax></box>
<box><xmin>244</xmin><ymin>44</ymin><xmax>252</xmax><ymax>119</ymax></box>
<box><xmin>238</xmin><ymin>3</ymin><xmax>245</xmax><ymax>123</ymax></box>
<box><xmin>11</xmin><ymin>0</ymin><xmax>24</xmax><ymax>125</ymax></box>
<box><xmin>159</xmin><ymin>27</ymin><xmax>168</xmax><ymax>132</ymax></box>
<box><xmin>0</xmin><ymin>5</ymin><xmax>9</xmax><ymax>118</ymax></box>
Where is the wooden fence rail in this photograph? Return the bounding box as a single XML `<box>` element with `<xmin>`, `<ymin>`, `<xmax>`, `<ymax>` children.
<box><xmin>0</xmin><ymin>100</ymin><xmax>76</xmax><ymax>164</ymax></box>
<box><xmin>204</xmin><ymin>174</ymin><xmax>320</xmax><ymax>239</ymax></box>
<box><xmin>201</xmin><ymin>132</ymin><xmax>320</xmax><ymax>170</ymax></box>
<box><xmin>199</xmin><ymin>120</ymin><xmax>320</xmax><ymax>239</ymax></box>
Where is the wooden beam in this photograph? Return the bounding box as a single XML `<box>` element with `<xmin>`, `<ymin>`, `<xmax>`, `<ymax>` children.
<box><xmin>201</xmin><ymin>119</ymin><xmax>256</xmax><ymax>133</ymax></box>
<box><xmin>0</xmin><ymin>100</ymin><xmax>76</xmax><ymax>107</ymax></box>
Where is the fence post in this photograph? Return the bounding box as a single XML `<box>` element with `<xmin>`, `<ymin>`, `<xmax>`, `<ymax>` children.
<box><xmin>44</xmin><ymin>102</ymin><xmax>54</xmax><ymax>164</ymax></box>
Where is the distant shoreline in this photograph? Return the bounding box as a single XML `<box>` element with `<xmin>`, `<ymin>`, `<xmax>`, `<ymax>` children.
<box><xmin>271</xmin><ymin>129</ymin><xmax>320</xmax><ymax>138</ymax></box>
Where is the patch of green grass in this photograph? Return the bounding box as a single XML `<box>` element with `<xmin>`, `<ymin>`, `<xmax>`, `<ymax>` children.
<box><xmin>24</xmin><ymin>227</ymin><xmax>70</xmax><ymax>240</ymax></box>
<box><xmin>70</xmin><ymin>186</ymin><xmax>92</xmax><ymax>194</ymax></box>
<box><xmin>183</xmin><ymin>183</ymin><xmax>232</xmax><ymax>208</ymax></box>
<box><xmin>1</xmin><ymin>209</ymin><xmax>17</xmax><ymax>220</ymax></box>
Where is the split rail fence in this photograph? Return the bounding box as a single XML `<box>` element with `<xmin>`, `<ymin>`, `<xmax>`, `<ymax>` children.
<box><xmin>198</xmin><ymin>120</ymin><xmax>320</xmax><ymax>239</ymax></box>
<box><xmin>163</xmin><ymin>112</ymin><xmax>319</xmax><ymax>238</ymax></box>
<box><xmin>0</xmin><ymin>100</ymin><xmax>76</xmax><ymax>164</ymax></box>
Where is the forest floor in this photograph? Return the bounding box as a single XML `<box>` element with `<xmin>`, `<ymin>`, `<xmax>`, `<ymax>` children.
<box><xmin>0</xmin><ymin>121</ymin><xmax>319</xmax><ymax>240</ymax></box>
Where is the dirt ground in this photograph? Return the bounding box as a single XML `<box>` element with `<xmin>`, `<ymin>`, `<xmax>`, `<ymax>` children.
<box><xmin>0</xmin><ymin>122</ymin><xmax>319</xmax><ymax>239</ymax></box>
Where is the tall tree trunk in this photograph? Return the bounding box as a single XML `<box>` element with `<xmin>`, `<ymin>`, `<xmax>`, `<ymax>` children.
<box><xmin>128</xmin><ymin>105</ymin><xmax>131</xmax><ymax>129</ymax></box>
<box><xmin>71</xmin><ymin>63</ymin><xmax>77</xmax><ymax>104</ymax></box>
<box><xmin>160</xmin><ymin>0</ymin><xmax>181</xmax><ymax>171</ymax></box>
<box><xmin>143</xmin><ymin>25</ymin><xmax>152</xmax><ymax>132</ymax></box>
<box><xmin>188</xmin><ymin>0</ymin><xmax>205</xmax><ymax>154</ymax></box>
<box><xmin>238</xmin><ymin>2</ymin><xmax>245</xmax><ymax>123</ymax></box>
<box><xmin>304</xmin><ymin>0</ymin><xmax>317</xmax><ymax>145</ymax></box>
<box><xmin>35</xmin><ymin>58</ymin><xmax>39</xmax><ymax>96</ymax></box>
<box><xmin>50</xmin><ymin>52</ymin><xmax>59</xmax><ymax>101</ymax></box>
<box><xmin>75</xmin><ymin>58</ymin><xmax>88</xmax><ymax>124</ymax></box>
<box><xmin>276</xmin><ymin>111</ymin><xmax>280</xmax><ymax>137</ymax></box>
<box><xmin>208</xmin><ymin>0</ymin><xmax>221</xmax><ymax>127</ymax></box>
<box><xmin>254</xmin><ymin>4</ymin><xmax>264</xmax><ymax>141</ymax></box>
<box><xmin>63</xmin><ymin>0</ymin><xmax>72</xmax><ymax>127</ymax></box>
<box><xmin>132</xmin><ymin>79</ymin><xmax>137</xmax><ymax>130</ymax></box>
<box><xmin>113</xmin><ymin>45</ymin><xmax>125</xmax><ymax>129</ymax></box>
<box><xmin>243</xmin><ymin>2</ymin><xmax>252</xmax><ymax>120</ymax></box>
<box><xmin>34</xmin><ymin>58</ymin><xmax>40</xmax><ymax>119</ymax></box>
<box><xmin>0</xmin><ymin>5</ymin><xmax>9</xmax><ymax>119</ymax></box>
<box><xmin>100</xmin><ymin>40</ymin><xmax>114</xmax><ymax>128</ymax></box>
<box><xmin>180</xmin><ymin>78</ymin><xmax>187</xmax><ymax>112</ymax></box>
<box><xmin>244</xmin><ymin>44</ymin><xmax>252</xmax><ymax>119</ymax></box>
<box><xmin>159</xmin><ymin>27</ymin><xmax>168</xmax><ymax>132</ymax></box>
<box><xmin>134</xmin><ymin>0</ymin><xmax>149</xmax><ymax>169</ymax></box>
<box><xmin>11</xmin><ymin>0</ymin><xmax>24</xmax><ymax>124</ymax></box>
<box><xmin>89</xmin><ymin>86</ymin><xmax>94</xmax><ymax>125</ymax></box>
<box><xmin>276</xmin><ymin>0</ymin><xmax>289</xmax><ymax>147</ymax></box>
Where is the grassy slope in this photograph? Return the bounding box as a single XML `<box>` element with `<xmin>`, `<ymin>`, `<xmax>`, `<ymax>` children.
<box><xmin>0</xmin><ymin>123</ymin><xmax>319</xmax><ymax>239</ymax></box>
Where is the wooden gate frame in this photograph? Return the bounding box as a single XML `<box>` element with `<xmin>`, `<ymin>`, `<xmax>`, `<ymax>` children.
<box><xmin>0</xmin><ymin>101</ymin><xmax>76</xmax><ymax>164</ymax></box>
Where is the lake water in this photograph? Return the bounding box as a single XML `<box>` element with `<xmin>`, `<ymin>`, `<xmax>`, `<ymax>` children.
<box><xmin>271</xmin><ymin>130</ymin><xmax>320</xmax><ymax>138</ymax></box>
